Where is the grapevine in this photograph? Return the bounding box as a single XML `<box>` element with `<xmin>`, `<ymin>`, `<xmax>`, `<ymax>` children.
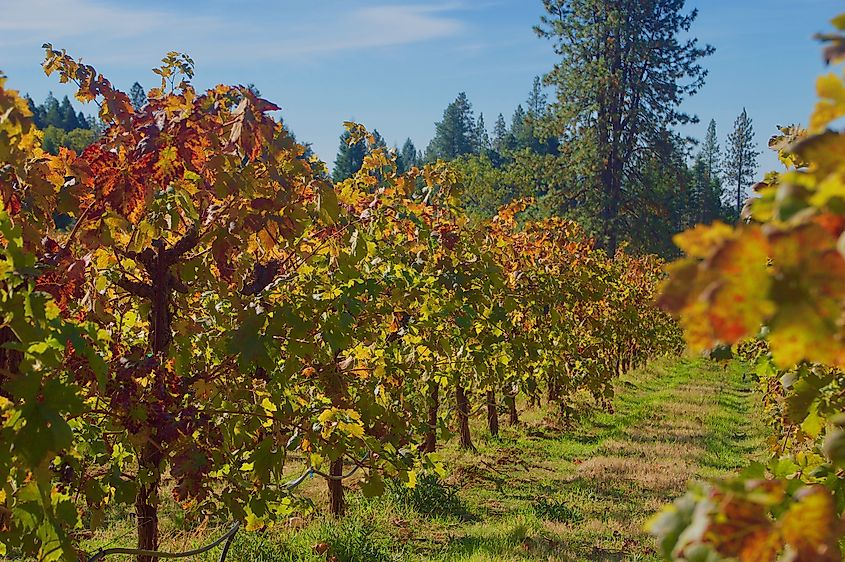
<box><xmin>0</xmin><ymin>48</ymin><xmax>680</xmax><ymax>561</ymax></box>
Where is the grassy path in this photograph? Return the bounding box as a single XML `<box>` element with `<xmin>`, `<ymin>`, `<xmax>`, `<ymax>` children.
<box><xmin>414</xmin><ymin>358</ymin><xmax>766</xmax><ymax>562</ymax></box>
<box><xmin>83</xmin><ymin>359</ymin><xmax>766</xmax><ymax>562</ymax></box>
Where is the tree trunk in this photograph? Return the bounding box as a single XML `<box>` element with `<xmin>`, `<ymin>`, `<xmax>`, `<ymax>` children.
<box><xmin>559</xmin><ymin>395</ymin><xmax>571</xmax><ymax>426</ymax></box>
<box><xmin>507</xmin><ymin>390</ymin><xmax>519</xmax><ymax>426</ymax></box>
<box><xmin>455</xmin><ymin>385</ymin><xmax>475</xmax><ymax>451</ymax></box>
<box><xmin>327</xmin><ymin>458</ymin><xmax>345</xmax><ymax>516</ymax></box>
<box><xmin>547</xmin><ymin>376</ymin><xmax>559</xmax><ymax>404</ymax></box>
<box><xmin>137</xmin><ymin>247</ymin><xmax>171</xmax><ymax>562</ymax></box>
<box><xmin>424</xmin><ymin>381</ymin><xmax>439</xmax><ymax>453</ymax></box>
<box><xmin>486</xmin><ymin>389</ymin><xmax>499</xmax><ymax>438</ymax></box>
<box><xmin>615</xmin><ymin>348</ymin><xmax>622</xmax><ymax>377</ymax></box>
<box><xmin>136</xmin><ymin>443</ymin><xmax>162</xmax><ymax>562</ymax></box>
<box><xmin>111</xmin><ymin>231</ymin><xmax>200</xmax><ymax>562</ymax></box>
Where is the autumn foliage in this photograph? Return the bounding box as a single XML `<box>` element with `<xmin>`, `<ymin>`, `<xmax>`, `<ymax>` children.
<box><xmin>0</xmin><ymin>47</ymin><xmax>679</xmax><ymax>560</ymax></box>
<box><xmin>651</xmin><ymin>14</ymin><xmax>845</xmax><ymax>562</ymax></box>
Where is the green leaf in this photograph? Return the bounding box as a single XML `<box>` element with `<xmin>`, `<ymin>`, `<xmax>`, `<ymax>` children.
<box><xmin>317</xmin><ymin>182</ymin><xmax>340</xmax><ymax>224</ymax></box>
<box><xmin>361</xmin><ymin>473</ymin><xmax>385</xmax><ymax>498</ymax></box>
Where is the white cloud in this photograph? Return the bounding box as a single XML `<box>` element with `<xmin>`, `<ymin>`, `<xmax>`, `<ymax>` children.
<box><xmin>0</xmin><ymin>0</ymin><xmax>465</xmax><ymax>64</ymax></box>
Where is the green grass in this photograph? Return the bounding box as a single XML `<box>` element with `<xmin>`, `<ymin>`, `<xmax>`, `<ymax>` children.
<box><xmin>79</xmin><ymin>358</ymin><xmax>766</xmax><ymax>562</ymax></box>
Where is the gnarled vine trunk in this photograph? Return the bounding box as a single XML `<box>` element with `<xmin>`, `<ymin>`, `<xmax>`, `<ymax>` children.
<box><xmin>424</xmin><ymin>380</ymin><xmax>439</xmax><ymax>453</ymax></box>
<box><xmin>486</xmin><ymin>389</ymin><xmax>499</xmax><ymax>438</ymax></box>
<box><xmin>136</xmin><ymin>443</ymin><xmax>163</xmax><ymax>562</ymax></box>
<box><xmin>455</xmin><ymin>385</ymin><xmax>475</xmax><ymax>451</ymax></box>
<box><xmin>137</xmin><ymin>246</ymin><xmax>172</xmax><ymax>562</ymax></box>
<box><xmin>117</xmin><ymin>231</ymin><xmax>197</xmax><ymax>562</ymax></box>
<box><xmin>327</xmin><ymin>458</ymin><xmax>345</xmax><ymax>516</ymax></box>
<box><xmin>507</xmin><ymin>390</ymin><xmax>519</xmax><ymax>426</ymax></box>
<box><xmin>559</xmin><ymin>395</ymin><xmax>571</xmax><ymax>426</ymax></box>
<box><xmin>547</xmin><ymin>376</ymin><xmax>560</xmax><ymax>404</ymax></box>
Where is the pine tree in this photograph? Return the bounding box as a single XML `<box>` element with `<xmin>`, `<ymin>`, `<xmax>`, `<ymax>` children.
<box><xmin>474</xmin><ymin>113</ymin><xmax>490</xmax><ymax>154</ymax></box>
<box><xmin>536</xmin><ymin>0</ymin><xmax>713</xmax><ymax>252</ymax></box>
<box><xmin>526</xmin><ymin>76</ymin><xmax>547</xmax><ymax>118</ymax></box>
<box><xmin>689</xmin><ymin>156</ymin><xmax>723</xmax><ymax>224</ymax></box>
<box><xmin>522</xmin><ymin>81</ymin><xmax>561</xmax><ymax>156</ymax></box>
<box><xmin>42</xmin><ymin>92</ymin><xmax>61</xmax><ymax>129</ymax></box>
<box><xmin>625</xmin><ymin>129</ymin><xmax>694</xmax><ymax>255</ymax></box>
<box><xmin>332</xmin><ymin>129</ymin><xmax>367</xmax><ymax>182</ymax></box>
<box><xmin>493</xmin><ymin>113</ymin><xmax>510</xmax><ymax>154</ymax></box>
<box><xmin>59</xmin><ymin>96</ymin><xmax>80</xmax><ymax>130</ymax></box>
<box><xmin>399</xmin><ymin>138</ymin><xmax>420</xmax><ymax>173</ymax></box>
<box><xmin>510</xmin><ymin>105</ymin><xmax>530</xmax><ymax>150</ymax></box>
<box><xmin>332</xmin><ymin>128</ymin><xmax>385</xmax><ymax>182</ymax></box>
<box><xmin>130</xmin><ymin>82</ymin><xmax>147</xmax><ymax>111</ymax></box>
<box><xmin>692</xmin><ymin>119</ymin><xmax>724</xmax><ymax>223</ymax></box>
<box><xmin>425</xmin><ymin>92</ymin><xmax>476</xmax><ymax>161</ymax></box>
<box><xmin>700</xmin><ymin>119</ymin><xmax>721</xmax><ymax>183</ymax></box>
<box><xmin>724</xmin><ymin>108</ymin><xmax>760</xmax><ymax>214</ymax></box>
<box><xmin>86</xmin><ymin>115</ymin><xmax>100</xmax><ymax>133</ymax></box>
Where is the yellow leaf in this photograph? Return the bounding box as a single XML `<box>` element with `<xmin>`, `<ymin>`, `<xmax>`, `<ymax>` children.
<box><xmin>812</xmin><ymin>73</ymin><xmax>845</xmax><ymax>131</ymax></box>
<box><xmin>792</xmin><ymin>131</ymin><xmax>845</xmax><ymax>174</ymax></box>
<box><xmin>673</xmin><ymin>221</ymin><xmax>735</xmax><ymax>259</ymax></box>
<box><xmin>337</xmin><ymin>421</ymin><xmax>364</xmax><ymax>439</ymax></box>
<box><xmin>705</xmin><ymin>230</ymin><xmax>774</xmax><ymax>345</ymax></box>
<box><xmin>766</xmin><ymin>223</ymin><xmax>845</xmax><ymax>367</ymax></box>
<box><xmin>260</xmin><ymin>398</ymin><xmax>277</xmax><ymax>413</ymax></box>
<box><xmin>345</xmin><ymin>409</ymin><xmax>361</xmax><ymax>422</ymax></box>
<box><xmin>780</xmin><ymin>486</ymin><xmax>840</xmax><ymax>561</ymax></box>
<box><xmin>245</xmin><ymin>511</ymin><xmax>265</xmax><ymax>532</ymax></box>
<box><xmin>809</xmin><ymin>174</ymin><xmax>845</xmax><ymax>208</ymax></box>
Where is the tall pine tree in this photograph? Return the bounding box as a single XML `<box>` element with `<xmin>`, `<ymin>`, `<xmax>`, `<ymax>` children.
<box><xmin>700</xmin><ymin>119</ymin><xmax>721</xmax><ymax>183</ymax></box>
<box><xmin>58</xmin><ymin>96</ymin><xmax>81</xmax><ymax>130</ymax></box>
<box><xmin>493</xmin><ymin>113</ymin><xmax>510</xmax><ymax>154</ymax></box>
<box><xmin>332</xmin><ymin>128</ymin><xmax>386</xmax><ymax>182</ymax></box>
<box><xmin>42</xmin><ymin>92</ymin><xmax>61</xmax><ymax>129</ymax></box>
<box><xmin>536</xmin><ymin>0</ymin><xmax>713</xmax><ymax>252</ymax></box>
<box><xmin>425</xmin><ymin>92</ymin><xmax>476</xmax><ymax>161</ymax></box>
<box><xmin>724</xmin><ymin>108</ymin><xmax>760</xmax><ymax>215</ymax></box>
<box><xmin>687</xmin><ymin>119</ymin><xmax>726</xmax><ymax>223</ymax></box>
<box><xmin>398</xmin><ymin>138</ymin><xmax>420</xmax><ymax>173</ymax></box>
<box><xmin>526</xmin><ymin>76</ymin><xmax>547</xmax><ymax>118</ymax></box>
<box><xmin>333</xmin><ymin>130</ymin><xmax>367</xmax><ymax>182</ymax></box>
<box><xmin>474</xmin><ymin>113</ymin><xmax>490</xmax><ymax>154</ymax></box>
<box><xmin>510</xmin><ymin>105</ymin><xmax>529</xmax><ymax>150</ymax></box>
<box><xmin>130</xmin><ymin>82</ymin><xmax>147</xmax><ymax>111</ymax></box>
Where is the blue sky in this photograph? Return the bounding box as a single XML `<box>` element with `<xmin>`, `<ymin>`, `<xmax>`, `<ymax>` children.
<box><xmin>1</xmin><ymin>0</ymin><xmax>843</xmax><ymax>175</ymax></box>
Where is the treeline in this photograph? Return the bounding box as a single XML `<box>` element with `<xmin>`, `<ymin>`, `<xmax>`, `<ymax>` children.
<box><xmin>334</xmin><ymin>89</ymin><xmax>759</xmax><ymax>258</ymax></box>
<box><xmin>24</xmin><ymin>92</ymin><xmax>99</xmax><ymax>154</ymax></box>
<box><xmin>331</xmin><ymin>1</ymin><xmax>764</xmax><ymax>258</ymax></box>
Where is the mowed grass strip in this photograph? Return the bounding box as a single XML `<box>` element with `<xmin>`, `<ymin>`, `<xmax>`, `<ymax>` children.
<box><xmin>78</xmin><ymin>359</ymin><xmax>766</xmax><ymax>562</ymax></box>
